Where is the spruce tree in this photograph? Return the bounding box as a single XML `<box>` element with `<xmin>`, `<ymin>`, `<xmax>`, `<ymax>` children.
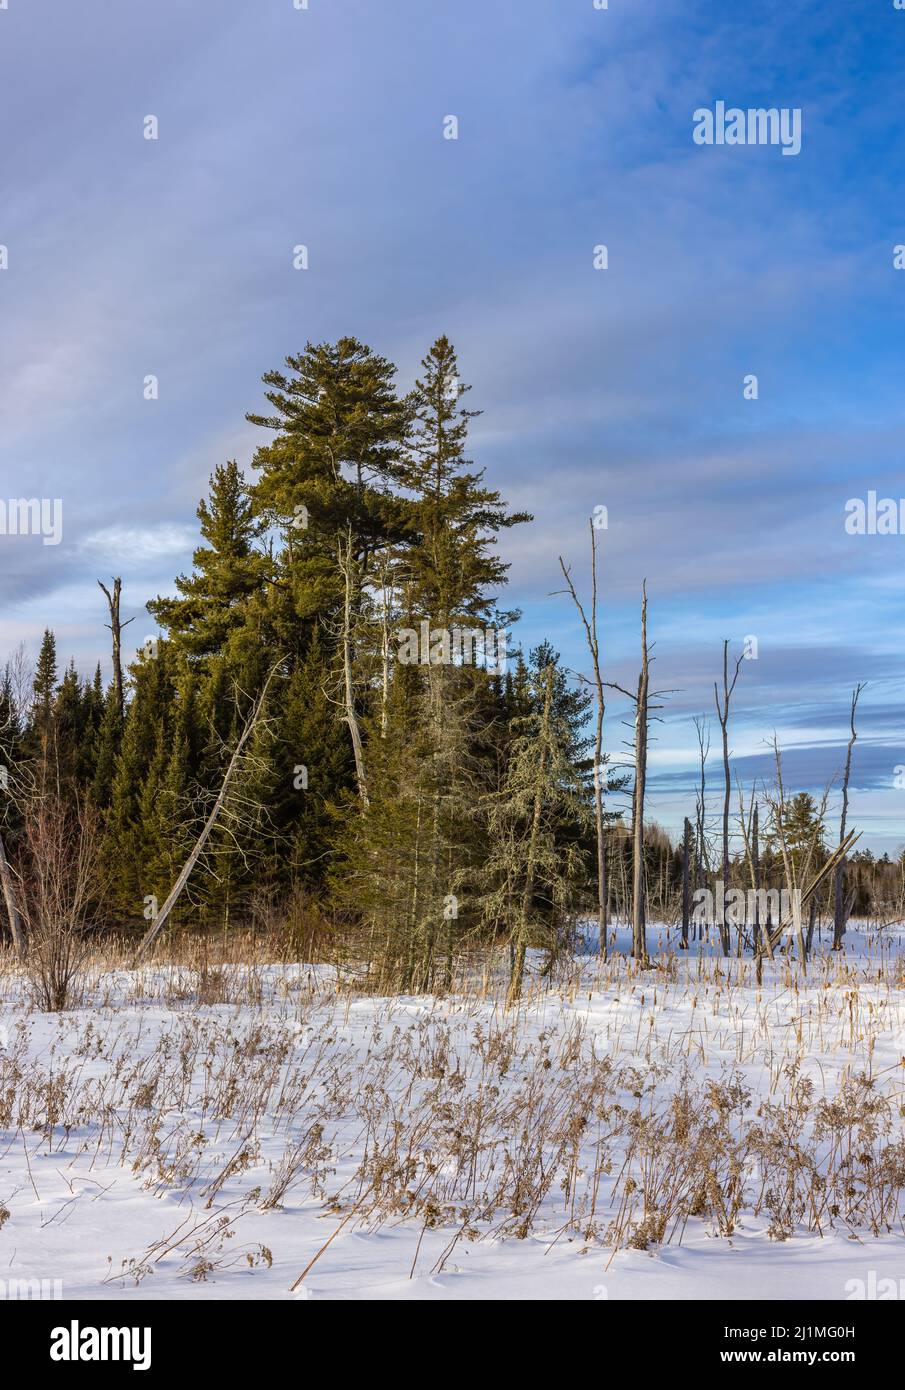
<box><xmin>30</xmin><ymin>628</ymin><xmax>58</xmax><ymax>792</ymax></box>
<box><xmin>148</xmin><ymin>461</ymin><xmax>267</xmax><ymax>661</ymax></box>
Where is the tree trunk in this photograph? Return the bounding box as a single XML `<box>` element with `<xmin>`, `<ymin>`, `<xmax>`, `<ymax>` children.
<box><xmin>508</xmin><ymin>666</ymin><xmax>553</xmax><ymax>1005</ymax></box>
<box><xmin>631</xmin><ymin>586</ymin><xmax>649</xmax><ymax>963</ymax></box>
<box><xmin>714</xmin><ymin>641</ymin><xmax>743</xmax><ymax>957</ymax></box>
<box><xmin>559</xmin><ymin>527</ymin><xmax>608</xmax><ymax>959</ymax></box>
<box><xmin>833</xmin><ymin>684</ymin><xmax>863</xmax><ymax>950</ymax></box>
<box><xmin>338</xmin><ymin>532</ymin><xmax>369</xmax><ymax>807</ymax></box>
<box><xmin>0</xmin><ymin>826</ymin><xmax>25</xmax><ymax>958</ymax></box>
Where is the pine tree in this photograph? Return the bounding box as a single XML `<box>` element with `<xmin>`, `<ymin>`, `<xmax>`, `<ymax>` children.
<box><xmin>397</xmin><ymin>336</ymin><xmax>531</xmax><ymax>630</ymax></box>
<box><xmin>248</xmin><ymin>339</ymin><xmax>412</xmax><ymax>803</ymax></box>
<box><xmin>775</xmin><ymin>791</ymin><xmax>827</xmax><ymax>879</ymax></box>
<box><xmin>333</xmin><ymin>339</ymin><xmax>533</xmax><ymax>985</ymax></box>
<box><xmin>91</xmin><ymin>686</ymin><xmax>122</xmax><ymax>809</ymax></box>
<box><xmin>265</xmin><ymin>627</ymin><xmax>353</xmax><ymax>894</ymax></box>
<box><xmin>104</xmin><ymin>642</ymin><xmax>182</xmax><ymax>918</ymax></box>
<box><xmin>29</xmin><ymin>629</ymin><xmax>58</xmax><ymax>792</ymax></box>
<box><xmin>148</xmin><ymin>461</ymin><xmax>267</xmax><ymax>660</ymax></box>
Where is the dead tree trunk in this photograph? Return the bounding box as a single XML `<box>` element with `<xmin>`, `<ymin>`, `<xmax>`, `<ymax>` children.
<box><xmin>508</xmin><ymin>666</ymin><xmax>553</xmax><ymax>1006</ymax></box>
<box><xmin>714</xmin><ymin>641</ymin><xmax>743</xmax><ymax>957</ymax></box>
<box><xmin>558</xmin><ymin>521</ymin><xmax>607</xmax><ymax>960</ymax></box>
<box><xmin>833</xmin><ymin>683</ymin><xmax>864</xmax><ymax>950</ymax></box>
<box><xmin>752</xmin><ymin>802</ymin><xmax>763</xmax><ymax>983</ymax></box>
<box><xmin>805</xmin><ymin>895</ymin><xmax>818</xmax><ymax>956</ymax></box>
<box><xmin>98</xmin><ymin>578</ymin><xmax>135</xmax><ymax>722</ymax></box>
<box><xmin>0</xmin><ymin>826</ymin><xmax>25</xmax><ymax>958</ymax></box>
<box><xmin>767</xmin><ymin>830</ymin><xmax>860</xmax><ymax>954</ymax></box>
<box><xmin>631</xmin><ymin>585</ymin><xmax>650</xmax><ymax>963</ymax></box>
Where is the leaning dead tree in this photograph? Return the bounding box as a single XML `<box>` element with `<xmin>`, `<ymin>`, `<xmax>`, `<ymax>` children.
<box><xmin>714</xmin><ymin>640</ymin><xmax>744</xmax><ymax>957</ymax></box>
<box><xmin>558</xmin><ymin>519</ymin><xmax>608</xmax><ymax>959</ymax></box>
<box><xmin>833</xmin><ymin>683</ymin><xmax>865</xmax><ymax>950</ymax></box>
<box><xmin>133</xmin><ymin>663</ymin><xmax>280</xmax><ymax>962</ymax></box>
<box><xmin>98</xmin><ymin>578</ymin><xmax>135</xmax><ymax>722</ymax></box>
<box><xmin>768</xmin><ymin>830</ymin><xmax>861</xmax><ymax>956</ymax></box>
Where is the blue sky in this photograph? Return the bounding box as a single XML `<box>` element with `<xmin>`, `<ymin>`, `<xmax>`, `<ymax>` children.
<box><xmin>1</xmin><ymin>0</ymin><xmax>904</xmax><ymax>851</ymax></box>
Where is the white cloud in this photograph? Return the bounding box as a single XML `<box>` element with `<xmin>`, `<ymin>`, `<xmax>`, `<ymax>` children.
<box><xmin>79</xmin><ymin>523</ymin><xmax>196</xmax><ymax>566</ymax></box>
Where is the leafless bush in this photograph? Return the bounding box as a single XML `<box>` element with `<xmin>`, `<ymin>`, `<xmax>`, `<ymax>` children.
<box><xmin>17</xmin><ymin>795</ymin><xmax>104</xmax><ymax>1011</ymax></box>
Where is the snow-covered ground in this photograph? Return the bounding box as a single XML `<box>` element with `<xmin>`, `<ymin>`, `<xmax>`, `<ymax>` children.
<box><xmin>0</xmin><ymin>924</ymin><xmax>903</xmax><ymax>1301</ymax></box>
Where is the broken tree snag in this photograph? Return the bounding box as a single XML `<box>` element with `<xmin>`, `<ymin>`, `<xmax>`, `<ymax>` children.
<box><xmin>132</xmin><ymin>663</ymin><xmax>281</xmax><ymax>963</ymax></box>
<box><xmin>0</xmin><ymin>825</ymin><xmax>25</xmax><ymax>958</ymax></box>
<box><xmin>98</xmin><ymin>578</ymin><xmax>135</xmax><ymax>722</ymax></box>
<box><xmin>558</xmin><ymin>519</ymin><xmax>608</xmax><ymax>960</ymax></box>
<box><xmin>713</xmin><ymin>639</ymin><xmax>743</xmax><ymax>958</ymax></box>
<box><xmin>833</xmin><ymin>683</ymin><xmax>865</xmax><ymax>951</ymax></box>
<box><xmin>631</xmin><ymin>582</ymin><xmax>649</xmax><ymax>964</ymax></box>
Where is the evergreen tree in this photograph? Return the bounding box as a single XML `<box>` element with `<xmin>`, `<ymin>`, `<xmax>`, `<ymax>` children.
<box><xmin>249</xmin><ymin>337</ymin><xmax>411</xmax><ymax>604</ymax></box>
<box><xmin>475</xmin><ymin>645</ymin><xmax>593</xmax><ymax>1004</ymax></box>
<box><xmin>266</xmin><ymin>627</ymin><xmax>353</xmax><ymax>894</ymax></box>
<box><xmin>104</xmin><ymin>642</ymin><xmax>182</xmax><ymax>918</ymax></box>
<box><xmin>29</xmin><ymin>628</ymin><xmax>58</xmax><ymax>791</ymax></box>
<box><xmin>397</xmin><ymin>336</ymin><xmax>531</xmax><ymax>630</ymax></box>
<box><xmin>148</xmin><ymin>461</ymin><xmax>267</xmax><ymax>660</ymax></box>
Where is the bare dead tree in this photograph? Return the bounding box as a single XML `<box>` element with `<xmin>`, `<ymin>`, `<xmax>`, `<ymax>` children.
<box><xmin>0</xmin><ymin>825</ymin><xmax>25</xmax><ymax>958</ymax></box>
<box><xmin>693</xmin><ymin>715</ymin><xmax>710</xmax><ymax>890</ymax></box>
<box><xmin>98</xmin><ymin>578</ymin><xmax>135</xmax><ymax>722</ymax></box>
<box><xmin>558</xmin><ymin>519</ymin><xmax>608</xmax><ymax>959</ymax></box>
<box><xmin>681</xmin><ymin>816</ymin><xmax>692</xmax><ymax>949</ymax></box>
<box><xmin>714</xmin><ymin>641</ymin><xmax>744</xmax><ymax>956</ymax></box>
<box><xmin>17</xmin><ymin>794</ymin><xmax>103</xmax><ymax>1010</ymax></box>
<box><xmin>606</xmin><ymin>585</ymin><xmax>673</xmax><ymax>963</ymax></box>
<box><xmin>133</xmin><ymin>663</ymin><xmax>281</xmax><ymax>962</ymax></box>
<box><xmin>631</xmin><ymin>592</ymin><xmax>649</xmax><ymax>963</ymax></box>
<box><xmin>833</xmin><ymin>683</ymin><xmax>865</xmax><ymax>950</ymax></box>
<box><xmin>608</xmin><ymin>585</ymin><xmax>650</xmax><ymax>962</ymax></box>
<box><xmin>752</xmin><ymin>800</ymin><xmax>765</xmax><ymax>981</ymax></box>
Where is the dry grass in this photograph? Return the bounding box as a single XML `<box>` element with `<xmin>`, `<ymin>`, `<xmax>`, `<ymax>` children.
<box><xmin>0</xmin><ymin>931</ymin><xmax>902</xmax><ymax>1285</ymax></box>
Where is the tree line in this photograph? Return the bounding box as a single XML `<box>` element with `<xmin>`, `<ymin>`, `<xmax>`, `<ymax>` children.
<box><xmin>0</xmin><ymin>335</ymin><xmax>899</xmax><ymax>1002</ymax></box>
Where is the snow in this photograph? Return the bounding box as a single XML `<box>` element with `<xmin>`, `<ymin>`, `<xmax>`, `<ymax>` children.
<box><xmin>0</xmin><ymin>924</ymin><xmax>902</xmax><ymax>1301</ymax></box>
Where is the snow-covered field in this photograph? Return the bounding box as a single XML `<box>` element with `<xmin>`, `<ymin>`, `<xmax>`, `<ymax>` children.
<box><xmin>1</xmin><ymin>925</ymin><xmax>903</xmax><ymax>1301</ymax></box>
